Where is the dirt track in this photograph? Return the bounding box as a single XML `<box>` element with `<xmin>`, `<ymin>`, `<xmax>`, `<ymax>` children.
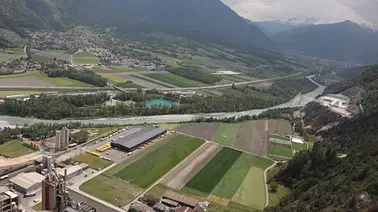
<box><xmin>162</xmin><ymin>142</ymin><xmax>222</xmax><ymax>190</ymax></box>
<box><xmin>0</xmin><ymin>152</ymin><xmax>41</xmax><ymax>168</ymax></box>
<box><xmin>0</xmin><ymin>77</ymin><xmax>53</xmax><ymax>87</ymax></box>
<box><xmin>177</xmin><ymin>123</ymin><xmax>219</xmax><ymax>140</ymax></box>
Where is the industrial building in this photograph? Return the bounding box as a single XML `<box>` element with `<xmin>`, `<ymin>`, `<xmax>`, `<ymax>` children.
<box><xmin>0</xmin><ymin>191</ymin><xmax>19</xmax><ymax>212</ymax></box>
<box><xmin>110</xmin><ymin>126</ymin><xmax>167</xmax><ymax>152</ymax></box>
<box><xmin>9</xmin><ymin>172</ymin><xmax>45</xmax><ymax>194</ymax></box>
<box><xmin>55</xmin><ymin>127</ymin><xmax>70</xmax><ymax>152</ymax></box>
<box><xmin>56</xmin><ymin>164</ymin><xmax>89</xmax><ymax>180</ymax></box>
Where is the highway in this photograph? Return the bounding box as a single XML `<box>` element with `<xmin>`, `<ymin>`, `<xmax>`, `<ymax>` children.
<box><xmin>0</xmin><ymin>72</ymin><xmax>301</xmax><ymax>92</ymax></box>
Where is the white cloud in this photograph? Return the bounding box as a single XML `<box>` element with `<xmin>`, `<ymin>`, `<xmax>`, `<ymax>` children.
<box><xmin>221</xmin><ymin>0</ymin><xmax>373</xmax><ymax>24</ymax></box>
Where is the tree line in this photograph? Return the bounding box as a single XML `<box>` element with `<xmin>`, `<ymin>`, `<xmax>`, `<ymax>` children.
<box><xmin>44</xmin><ymin>68</ymin><xmax>108</xmax><ymax>87</ymax></box>
<box><xmin>168</xmin><ymin>66</ymin><xmax>221</xmax><ymax>84</ymax></box>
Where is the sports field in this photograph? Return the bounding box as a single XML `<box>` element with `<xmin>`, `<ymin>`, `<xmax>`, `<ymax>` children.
<box><xmin>143</xmin><ymin>73</ymin><xmax>207</xmax><ymax>87</ymax></box>
<box><xmin>73</xmin><ymin>154</ymin><xmax>113</xmax><ymax>170</ymax></box>
<box><xmin>80</xmin><ymin>174</ymin><xmax>144</xmax><ymax>207</ymax></box>
<box><xmin>72</xmin><ymin>52</ymin><xmax>99</xmax><ymax>65</ymax></box>
<box><xmin>0</xmin><ymin>140</ymin><xmax>36</xmax><ymax>158</ymax></box>
<box><xmin>211</xmin><ymin>123</ymin><xmax>242</xmax><ymax>146</ymax></box>
<box><xmin>114</xmin><ymin>134</ymin><xmax>204</xmax><ymax>188</ymax></box>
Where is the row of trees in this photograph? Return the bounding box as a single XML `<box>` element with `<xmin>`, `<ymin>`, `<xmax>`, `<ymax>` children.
<box><xmin>168</xmin><ymin>67</ymin><xmax>221</xmax><ymax>84</ymax></box>
<box><xmin>44</xmin><ymin>68</ymin><xmax>108</xmax><ymax>87</ymax></box>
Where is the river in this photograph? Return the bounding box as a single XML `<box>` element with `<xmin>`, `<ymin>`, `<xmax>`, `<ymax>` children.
<box><xmin>0</xmin><ymin>76</ymin><xmax>325</xmax><ymax>128</ymax></box>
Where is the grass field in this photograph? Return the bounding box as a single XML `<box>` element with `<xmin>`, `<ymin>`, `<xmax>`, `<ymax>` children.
<box><xmin>130</xmin><ymin>74</ymin><xmax>175</xmax><ymax>88</ymax></box>
<box><xmin>269</xmin><ymin>134</ymin><xmax>290</xmax><ymax>141</ymax></box>
<box><xmin>292</xmin><ymin>142</ymin><xmax>307</xmax><ymax>151</ymax></box>
<box><xmin>0</xmin><ymin>72</ymin><xmax>91</xmax><ymax>87</ymax></box>
<box><xmin>159</xmin><ymin>123</ymin><xmax>180</xmax><ymax>130</ymax></box>
<box><xmin>231</xmin><ymin>167</ymin><xmax>266</xmax><ymax>210</ymax></box>
<box><xmin>184</xmin><ymin>148</ymin><xmax>242</xmax><ymax>194</ymax></box>
<box><xmin>143</xmin><ymin>73</ymin><xmax>207</xmax><ymax>87</ymax></box>
<box><xmin>73</xmin><ymin>154</ymin><xmax>113</xmax><ymax>170</ymax></box>
<box><xmin>0</xmin><ymin>48</ymin><xmax>24</xmax><ymax>62</ymax></box>
<box><xmin>80</xmin><ymin>174</ymin><xmax>144</xmax><ymax>207</ymax></box>
<box><xmin>211</xmin><ymin>123</ymin><xmax>242</xmax><ymax>146</ymax></box>
<box><xmin>211</xmin><ymin>153</ymin><xmax>255</xmax><ymax>198</ymax></box>
<box><xmin>0</xmin><ymin>140</ymin><xmax>36</xmax><ymax>158</ymax></box>
<box><xmin>114</xmin><ymin>134</ymin><xmax>204</xmax><ymax>188</ymax></box>
<box><xmin>268</xmin><ymin>142</ymin><xmax>293</xmax><ymax>158</ymax></box>
<box><xmin>32</xmin><ymin>202</ymin><xmax>42</xmax><ymax>211</ymax></box>
<box><xmin>101</xmin><ymin>74</ymin><xmax>127</xmax><ymax>84</ymax></box>
<box><xmin>217</xmin><ymin>88</ymin><xmax>245</xmax><ymax>97</ymax></box>
<box><xmin>0</xmin><ymin>90</ymin><xmax>52</xmax><ymax>98</ymax></box>
<box><xmin>72</xmin><ymin>52</ymin><xmax>99</xmax><ymax>65</ymax></box>
<box><xmin>268</xmin><ymin>184</ymin><xmax>290</xmax><ymax>207</ymax></box>
<box><xmin>208</xmin><ymin>202</ymin><xmax>262</xmax><ymax>212</ymax></box>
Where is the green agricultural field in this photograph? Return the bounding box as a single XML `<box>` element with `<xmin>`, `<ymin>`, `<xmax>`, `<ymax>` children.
<box><xmin>292</xmin><ymin>142</ymin><xmax>307</xmax><ymax>151</ymax></box>
<box><xmin>0</xmin><ymin>90</ymin><xmax>52</xmax><ymax>98</ymax></box>
<box><xmin>73</xmin><ymin>154</ymin><xmax>113</xmax><ymax>170</ymax></box>
<box><xmin>184</xmin><ymin>148</ymin><xmax>242</xmax><ymax>194</ymax></box>
<box><xmin>268</xmin><ymin>184</ymin><xmax>290</xmax><ymax>207</ymax></box>
<box><xmin>101</xmin><ymin>74</ymin><xmax>127</xmax><ymax>84</ymax></box>
<box><xmin>269</xmin><ymin>134</ymin><xmax>290</xmax><ymax>141</ymax></box>
<box><xmin>268</xmin><ymin>142</ymin><xmax>293</xmax><ymax>158</ymax></box>
<box><xmin>0</xmin><ymin>140</ymin><xmax>36</xmax><ymax>158</ymax></box>
<box><xmin>159</xmin><ymin>123</ymin><xmax>180</xmax><ymax>130</ymax></box>
<box><xmin>109</xmin><ymin>65</ymin><xmax>135</xmax><ymax>72</ymax></box>
<box><xmin>80</xmin><ymin>174</ymin><xmax>144</xmax><ymax>207</ymax></box>
<box><xmin>217</xmin><ymin>88</ymin><xmax>245</xmax><ymax>97</ymax></box>
<box><xmin>208</xmin><ymin>202</ymin><xmax>261</xmax><ymax>212</ymax></box>
<box><xmin>231</xmin><ymin>167</ymin><xmax>266</xmax><ymax>210</ymax></box>
<box><xmin>114</xmin><ymin>134</ymin><xmax>204</xmax><ymax>188</ymax></box>
<box><xmin>143</xmin><ymin>73</ymin><xmax>207</xmax><ymax>87</ymax></box>
<box><xmin>0</xmin><ymin>48</ymin><xmax>24</xmax><ymax>62</ymax></box>
<box><xmin>211</xmin><ymin>123</ymin><xmax>242</xmax><ymax>146</ymax></box>
<box><xmin>131</xmin><ymin>74</ymin><xmax>174</xmax><ymax>88</ymax></box>
<box><xmin>72</xmin><ymin>52</ymin><xmax>100</xmax><ymax>65</ymax></box>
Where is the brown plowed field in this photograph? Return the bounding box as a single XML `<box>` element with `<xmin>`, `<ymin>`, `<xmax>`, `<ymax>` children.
<box><xmin>162</xmin><ymin>142</ymin><xmax>222</xmax><ymax>190</ymax></box>
<box><xmin>234</xmin><ymin>121</ymin><xmax>268</xmax><ymax>156</ymax></box>
<box><xmin>0</xmin><ymin>77</ymin><xmax>53</xmax><ymax>86</ymax></box>
<box><xmin>267</xmin><ymin>120</ymin><xmax>292</xmax><ymax>134</ymax></box>
<box><xmin>177</xmin><ymin>123</ymin><xmax>219</xmax><ymax>140</ymax></box>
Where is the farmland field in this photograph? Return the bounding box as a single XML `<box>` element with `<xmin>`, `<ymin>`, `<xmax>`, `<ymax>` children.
<box><xmin>177</xmin><ymin>123</ymin><xmax>219</xmax><ymax>140</ymax></box>
<box><xmin>130</xmin><ymin>74</ymin><xmax>175</xmax><ymax>88</ymax></box>
<box><xmin>292</xmin><ymin>142</ymin><xmax>307</xmax><ymax>151</ymax></box>
<box><xmin>211</xmin><ymin>123</ymin><xmax>242</xmax><ymax>146</ymax></box>
<box><xmin>72</xmin><ymin>52</ymin><xmax>99</xmax><ymax>65</ymax></box>
<box><xmin>73</xmin><ymin>154</ymin><xmax>113</xmax><ymax>170</ymax></box>
<box><xmin>101</xmin><ymin>74</ymin><xmax>128</xmax><ymax>83</ymax></box>
<box><xmin>31</xmin><ymin>49</ymin><xmax>71</xmax><ymax>62</ymax></box>
<box><xmin>80</xmin><ymin>174</ymin><xmax>144</xmax><ymax>207</ymax></box>
<box><xmin>111</xmin><ymin>73</ymin><xmax>171</xmax><ymax>88</ymax></box>
<box><xmin>184</xmin><ymin>148</ymin><xmax>242</xmax><ymax>195</ymax></box>
<box><xmin>114</xmin><ymin>134</ymin><xmax>204</xmax><ymax>188</ymax></box>
<box><xmin>143</xmin><ymin>73</ymin><xmax>207</xmax><ymax>87</ymax></box>
<box><xmin>0</xmin><ymin>72</ymin><xmax>91</xmax><ymax>87</ymax></box>
<box><xmin>268</xmin><ymin>184</ymin><xmax>290</xmax><ymax>207</ymax></box>
<box><xmin>0</xmin><ymin>48</ymin><xmax>24</xmax><ymax>62</ymax></box>
<box><xmin>268</xmin><ymin>142</ymin><xmax>293</xmax><ymax>158</ymax></box>
<box><xmin>162</xmin><ymin>142</ymin><xmax>222</xmax><ymax>190</ymax></box>
<box><xmin>234</xmin><ymin>121</ymin><xmax>269</xmax><ymax>156</ymax></box>
<box><xmin>0</xmin><ymin>140</ymin><xmax>36</xmax><ymax>158</ymax></box>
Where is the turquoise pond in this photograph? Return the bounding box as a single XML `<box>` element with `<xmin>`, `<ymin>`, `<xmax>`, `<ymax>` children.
<box><xmin>146</xmin><ymin>99</ymin><xmax>175</xmax><ymax>107</ymax></box>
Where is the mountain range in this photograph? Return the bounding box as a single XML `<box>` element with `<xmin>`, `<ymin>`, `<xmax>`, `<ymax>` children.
<box><xmin>0</xmin><ymin>0</ymin><xmax>273</xmax><ymax>52</ymax></box>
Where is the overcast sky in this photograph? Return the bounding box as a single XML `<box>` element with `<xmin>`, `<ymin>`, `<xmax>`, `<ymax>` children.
<box><xmin>221</xmin><ymin>0</ymin><xmax>378</xmax><ymax>25</ymax></box>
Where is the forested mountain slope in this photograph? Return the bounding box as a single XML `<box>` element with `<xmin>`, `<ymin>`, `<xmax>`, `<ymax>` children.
<box><xmin>0</xmin><ymin>0</ymin><xmax>273</xmax><ymax>51</ymax></box>
<box><xmin>266</xmin><ymin>65</ymin><xmax>378</xmax><ymax>212</ymax></box>
<box><xmin>272</xmin><ymin>21</ymin><xmax>378</xmax><ymax>63</ymax></box>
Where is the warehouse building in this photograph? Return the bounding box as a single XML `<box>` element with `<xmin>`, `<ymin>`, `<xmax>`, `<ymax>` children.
<box><xmin>10</xmin><ymin>172</ymin><xmax>45</xmax><ymax>194</ymax></box>
<box><xmin>110</xmin><ymin>126</ymin><xmax>167</xmax><ymax>152</ymax></box>
<box><xmin>56</xmin><ymin>163</ymin><xmax>89</xmax><ymax>180</ymax></box>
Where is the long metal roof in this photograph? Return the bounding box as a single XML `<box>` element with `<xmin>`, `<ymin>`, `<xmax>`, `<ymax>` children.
<box><xmin>111</xmin><ymin>126</ymin><xmax>166</xmax><ymax>149</ymax></box>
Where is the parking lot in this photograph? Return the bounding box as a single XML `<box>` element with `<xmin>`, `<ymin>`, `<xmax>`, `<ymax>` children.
<box><xmin>84</xmin><ymin>127</ymin><xmax>142</xmax><ymax>163</ymax></box>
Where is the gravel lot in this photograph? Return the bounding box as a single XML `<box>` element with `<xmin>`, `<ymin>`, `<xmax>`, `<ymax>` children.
<box><xmin>162</xmin><ymin>142</ymin><xmax>221</xmax><ymax>190</ymax></box>
<box><xmin>0</xmin><ymin>76</ymin><xmax>53</xmax><ymax>86</ymax></box>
